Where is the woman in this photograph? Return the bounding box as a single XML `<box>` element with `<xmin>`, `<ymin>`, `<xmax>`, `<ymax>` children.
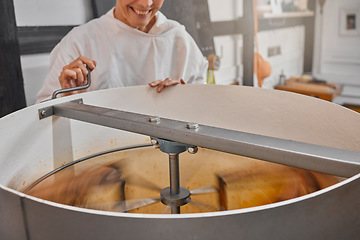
<box><xmin>36</xmin><ymin>0</ymin><xmax>208</xmax><ymax>102</ymax></box>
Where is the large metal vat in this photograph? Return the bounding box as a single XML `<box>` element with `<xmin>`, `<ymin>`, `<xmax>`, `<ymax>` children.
<box><xmin>0</xmin><ymin>85</ymin><xmax>359</xmax><ymax>239</ymax></box>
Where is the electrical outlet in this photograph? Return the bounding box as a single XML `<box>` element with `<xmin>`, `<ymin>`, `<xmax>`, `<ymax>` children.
<box><xmin>267</xmin><ymin>47</ymin><xmax>273</xmax><ymax>57</ymax></box>
<box><xmin>267</xmin><ymin>45</ymin><xmax>281</xmax><ymax>57</ymax></box>
<box><xmin>276</xmin><ymin>45</ymin><xmax>281</xmax><ymax>55</ymax></box>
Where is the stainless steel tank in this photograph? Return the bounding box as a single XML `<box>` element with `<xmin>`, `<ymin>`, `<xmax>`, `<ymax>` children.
<box><xmin>0</xmin><ymin>85</ymin><xmax>359</xmax><ymax>240</ymax></box>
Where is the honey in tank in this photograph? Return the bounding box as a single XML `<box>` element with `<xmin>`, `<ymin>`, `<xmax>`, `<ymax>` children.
<box><xmin>23</xmin><ymin>147</ymin><xmax>338</xmax><ymax>214</ymax></box>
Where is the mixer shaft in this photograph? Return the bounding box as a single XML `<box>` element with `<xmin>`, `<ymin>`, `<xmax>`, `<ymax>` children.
<box><xmin>169</xmin><ymin>154</ymin><xmax>180</xmax><ymax>195</ymax></box>
<box><xmin>151</xmin><ymin>138</ymin><xmax>194</xmax><ymax>214</ymax></box>
<box><xmin>169</xmin><ymin>154</ymin><xmax>181</xmax><ymax>214</ymax></box>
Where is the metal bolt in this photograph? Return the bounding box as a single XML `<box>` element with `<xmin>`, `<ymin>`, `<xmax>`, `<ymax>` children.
<box><xmin>188</xmin><ymin>147</ymin><xmax>198</xmax><ymax>154</ymax></box>
<box><xmin>149</xmin><ymin>116</ymin><xmax>160</xmax><ymax>123</ymax></box>
<box><xmin>187</xmin><ymin>122</ymin><xmax>199</xmax><ymax>130</ymax></box>
<box><xmin>41</xmin><ymin>110</ymin><xmax>47</xmax><ymax>117</ymax></box>
<box><xmin>151</xmin><ymin>139</ymin><xmax>159</xmax><ymax>149</ymax></box>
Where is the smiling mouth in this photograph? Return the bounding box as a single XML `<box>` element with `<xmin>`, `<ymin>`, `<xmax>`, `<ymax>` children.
<box><xmin>130</xmin><ymin>7</ymin><xmax>152</xmax><ymax>16</ymax></box>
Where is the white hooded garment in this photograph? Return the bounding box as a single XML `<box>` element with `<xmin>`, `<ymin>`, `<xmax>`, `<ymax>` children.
<box><xmin>36</xmin><ymin>8</ymin><xmax>208</xmax><ymax>102</ymax></box>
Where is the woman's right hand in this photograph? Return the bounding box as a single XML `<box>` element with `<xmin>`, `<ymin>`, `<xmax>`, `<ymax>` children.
<box><xmin>58</xmin><ymin>56</ymin><xmax>97</xmax><ymax>96</ymax></box>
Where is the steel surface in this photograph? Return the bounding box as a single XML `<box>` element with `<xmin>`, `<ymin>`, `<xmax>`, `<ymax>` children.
<box><xmin>1</xmin><ymin>85</ymin><xmax>360</xmax><ymax>239</ymax></box>
<box><xmin>48</xmin><ymin>101</ymin><xmax>360</xmax><ymax>177</ymax></box>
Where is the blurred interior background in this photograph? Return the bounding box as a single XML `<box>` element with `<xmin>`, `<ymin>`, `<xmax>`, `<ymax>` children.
<box><xmin>1</xmin><ymin>0</ymin><xmax>360</xmax><ymax>114</ymax></box>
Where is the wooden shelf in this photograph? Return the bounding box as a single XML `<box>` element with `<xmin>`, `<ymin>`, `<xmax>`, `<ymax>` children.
<box><xmin>275</xmin><ymin>79</ymin><xmax>343</xmax><ymax>102</ymax></box>
<box><xmin>262</xmin><ymin>10</ymin><xmax>314</xmax><ymax>19</ymax></box>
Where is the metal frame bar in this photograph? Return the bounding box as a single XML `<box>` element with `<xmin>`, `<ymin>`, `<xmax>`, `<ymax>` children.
<box><xmin>38</xmin><ymin>100</ymin><xmax>360</xmax><ymax>178</ymax></box>
<box><xmin>17</xmin><ymin>26</ymin><xmax>75</xmax><ymax>55</ymax></box>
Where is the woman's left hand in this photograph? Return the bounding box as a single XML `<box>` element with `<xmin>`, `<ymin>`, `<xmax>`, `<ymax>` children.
<box><xmin>149</xmin><ymin>78</ymin><xmax>186</xmax><ymax>93</ymax></box>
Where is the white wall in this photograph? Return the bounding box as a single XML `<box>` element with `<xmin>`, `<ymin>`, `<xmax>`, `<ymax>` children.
<box><xmin>213</xmin><ymin>35</ymin><xmax>243</xmax><ymax>85</ymax></box>
<box><xmin>312</xmin><ymin>0</ymin><xmax>360</xmax><ymax>105</ymax></box>
<box><xmin>258</xmin><ymin>26</ymin><xmax>305</xmax><ymax>88</ymax></box>
<box><xmin>208</xmin><ymin>0</ymin><xmax>305</xmax><ymax>88</ymax></box>
<box><xmin>208</xmin><ymin>0</ymin><xmax>243</xmax><ymax>22</ymax></box>
<box><xmin>14</xmin><ymin>0</ymin><xmax>93</xmax><ymax>105</ymax></box>
<box><xmin>14</xmin><ymin>0</ymin><xmax>93</xmax><ymax>26</ymax></box>
<box><xmin>208</xmin><ymin>0</ymin><xmax>243</xmax><ymax>85</ymax></box>
<box><xmin>313</xmin><ymin>0</ymin><xmax>360</xmax><ymax>83</ymax></box>
<box><xmin>20</xmin><ymin>54</ymin><xmax>50</xmax><ymax>105</ymax></box>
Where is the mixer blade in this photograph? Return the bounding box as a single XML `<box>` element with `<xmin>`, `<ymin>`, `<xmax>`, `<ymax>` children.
<box><xmin>188</xmin><ymin>200</ymin><xmax>219</xmax><ymax>212</ymax></box>
<box><xmin>24</xmin><ymin>163</ymin><xmax>126</xmax><ymax>209</ymax></box>
<box><xmin>216</xmin><ymin>166</ymin><xmax>338</xmax><ymax>210</ymax></box>
<box><xmin>124</xmin><ymin>174</ymin><xmax>162</xmax><ymax>191</ymax></box>
<box><xmin>190</xmin><ymin>186</ymin><xmax>218</xmax><ymax>195</ymax></box>
<box><xmin>117</xmin><ymin>198</ymin><xmax>161</xmax><ymax>212</ymax></box>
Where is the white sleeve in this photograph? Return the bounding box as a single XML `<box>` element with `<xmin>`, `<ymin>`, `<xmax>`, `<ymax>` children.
<box><xmin>196</xmin><ymin>57</ymin><xmax>208</xmax><ymax>85</ymax></box>
<box><xmin>185</xmin><ymin>57</ymin><xmax>208</xmax><ymax>85</ymax></box>
<box><xmin>182</xmin><ymin>32</ymin><xmax>208</xmax><ymax>85</ymax></box>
